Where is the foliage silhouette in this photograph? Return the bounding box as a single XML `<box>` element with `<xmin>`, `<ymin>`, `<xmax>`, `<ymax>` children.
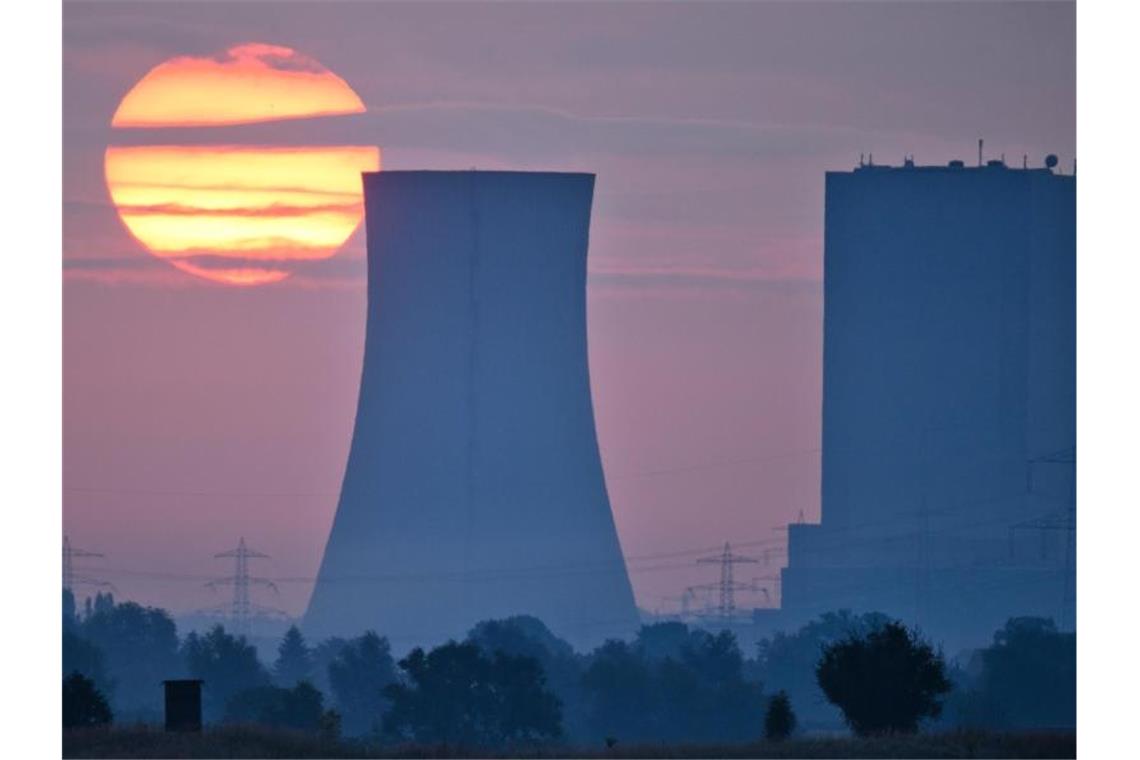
<box><xmin>84</xmin><ymin>591</ymin><xmax>115</xmax><ymax>619</ymax></box>
<box><xmin>63</xmin><ymin>629</ymin><xmax>114</xmax><ymax>700</ymax></box>
<box><xmin>224</xmin><ymin>681</ymin><xmax>327</xmax><ymax>733</ymax></box>
<box><xmin>764</xmin><ymin>690</ymin><xmax>796</xmax><ymax>741</ymax></box>
<box><xmin>948</xmin><ymin>617</ymin><xmax>1075</xmax><ymax>729</ymax></box>
<box><xmin>182</xmin><ymin>625</ymin><xmax>270</xmax><ymax>721</ymax></box>
<box><xmin>62</xmin><ymin>593</ymin><xmax>1079</xmax><ymax>747</ymax></box>
<box><xmin>816</xmin><ymin>620</ymin><xmax>951</xmax><ymax>735</ymax></box>
<box><xmin>467</xmin><ymin>616</ymin><xmax>586</xmax><ymax>737</ymax></box>
<box><xmin>383</xmin><ymin>641</ymin><xmax>563</xmax><ymax>746</ymax></box>
<box><xmin>308</xmin><ymin>636</ymin><xmax>347</xmax><ymax>698</ymax></box>
<box><xmin>755</xmin><ymin>610</ymin><xmax>891</xmax><ymax>731</ymax></box>
<box><xmin>63</xmin><ymin>671</ymin><xmax>113</xmax><ymax>728</ymax></box>
<box><xmin>80</xmin><ymin>598</ymin><xmax>181</xmax><ymax>720</ymax></box>
<box><xmin>326</xmin><ymin>631</ymin><xmax>398</xmax><ymax>737</ymax></box>
<box><xmin>580</xmin><ymin>639</ymin><xmax>653</xmax><ymax>742</ymax></box>
<box><xmin>580</xmin><ymin>625</ymin><xmax>765</xmax><ymax>744</ymax></box>
<box><xmin>318</xmin><ymin>707</ymin><xmax>343</xmax><ymax>741</ymax></box>
<box><xmin>635</xmin><ymin>621</ymin><xmax>694</xmax><ymax>661</ymax></box>
<box><xmin>63</xmin><ymin>588</ymin><xmax>77</xmax><ymax>630</ymax></box>
<box><xmin>273</xmin><ymin>625</ymin><xmax>314</xmax><ymax>687</ymax></box>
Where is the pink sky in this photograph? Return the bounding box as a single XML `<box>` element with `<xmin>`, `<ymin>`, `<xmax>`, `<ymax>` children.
<box><xmin>63</xmin><ymin>1</ymin><xmax>1075</xmax><ymax>620</ymax></box>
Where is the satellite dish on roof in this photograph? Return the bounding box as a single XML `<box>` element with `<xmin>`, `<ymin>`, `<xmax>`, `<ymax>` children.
<box><xmin>1045</xmin><ymin>154</ymin><xmax>1059</xmax><ymax>169</ymax></box>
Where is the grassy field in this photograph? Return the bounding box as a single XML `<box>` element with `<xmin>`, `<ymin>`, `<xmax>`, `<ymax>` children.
<box><xmin>63</xmin><ymin>725</ymin><xmax>1076</xmax><ymax>759</ymax></box>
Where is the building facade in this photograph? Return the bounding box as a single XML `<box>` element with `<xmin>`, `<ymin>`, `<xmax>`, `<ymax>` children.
<box><xmin>779</xmin><ymin>159</ymin><xmax>1076</xmax><ymax>651</ymax></box>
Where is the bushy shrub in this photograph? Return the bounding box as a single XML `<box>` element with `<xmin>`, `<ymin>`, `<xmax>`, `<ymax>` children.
<box><xmin>816</xmin><ymin>621</ymin><xmax>951</xmax><ymax>735</ymax></box>
<box><xmin>764</xmin><ymin>690</ymin><xmax>796</xmax><ymax>741</ymax></box>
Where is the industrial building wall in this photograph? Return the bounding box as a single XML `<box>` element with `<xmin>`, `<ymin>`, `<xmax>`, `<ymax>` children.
<box><xmin>304</xmin><ymin>171</ymin><xmax>639</xmax><ymax>649</ymax></box>
<box><xmin>781</xmin><ymin>166</ymin><xmax>1075</xmax><ymax>649</ymax></box>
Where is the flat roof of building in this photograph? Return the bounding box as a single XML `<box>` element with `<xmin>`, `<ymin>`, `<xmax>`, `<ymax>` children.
<box><xmin>835</xmin><ymin>156</ymin><xmax>1073</xmax><ymax>177</ymax></box>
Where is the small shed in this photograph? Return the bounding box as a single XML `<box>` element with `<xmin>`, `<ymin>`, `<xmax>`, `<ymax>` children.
<box><xmin>162</xmin><ymin>679</ymin><xmax>204</xmax><ymax>732</ymax></box>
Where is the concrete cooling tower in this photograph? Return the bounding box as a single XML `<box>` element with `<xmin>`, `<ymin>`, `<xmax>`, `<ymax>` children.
<box><xmin>304</xmin><ymin>171</ymin><xmax>639</xmax><ymax>649</ymax></box>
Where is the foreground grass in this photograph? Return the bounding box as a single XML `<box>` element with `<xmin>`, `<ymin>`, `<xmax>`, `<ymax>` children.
<box><xmin>63</xmin><ymin>725</ymin><xmax>1076</xmax><ymax>759</ymax></box>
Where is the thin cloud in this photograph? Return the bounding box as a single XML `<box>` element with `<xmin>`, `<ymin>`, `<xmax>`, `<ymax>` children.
<box><xmin>113</xmin><ymin>202</ymin><xmax>362</xmax><ymax>218</ymax></box>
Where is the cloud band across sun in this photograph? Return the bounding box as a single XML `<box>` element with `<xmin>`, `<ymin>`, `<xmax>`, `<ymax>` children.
<box><xmin>111</xmin><ymin>43</ymin><xmax>366</xmax><ymax>128</ymax></box>
<box><xmin>106</xmin><ymin>43</ymin><xmax>379</xmax><ymax>286</ymax></box>
<box><xmin>105</xmin><ymin>145</ymin><xmax>380</xmax><ymax>285</ymax></box>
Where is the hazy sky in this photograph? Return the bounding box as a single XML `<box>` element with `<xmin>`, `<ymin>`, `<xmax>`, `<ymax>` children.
<box><xmin>63</xmin><ymin>1</ymin><xmax>1075</xmax><ymax>621</ymax></box>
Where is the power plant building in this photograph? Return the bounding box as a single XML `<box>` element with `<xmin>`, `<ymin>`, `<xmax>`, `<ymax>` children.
<box><xmin>304</xmin><ymin>171</ymin><xmax>639</xmax><ymax>648</ymax></box>
<box><xmin>778</xmin><ymin>158</ymin><xmax>1076</xmax><ymax>651</ymax></box>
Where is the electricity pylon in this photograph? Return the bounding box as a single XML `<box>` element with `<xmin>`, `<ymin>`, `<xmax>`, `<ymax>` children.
<box><xmin>62</xmin><ymin>535</ymin><xmax>114</xmax><ymax>595</ymax></box>
<box><xmin>1018</xmin><ymin>447</ymin><xmax>1076</xmax><ymax>631</ymax></box>
<box><xmin>696</xmin><ymin>542</ymin><xmax>759</xmax><ymax>619</ymax></box>
<box><xmin>206</xmin><ymin>537</ymin><xmax>279</xmax><ymax>637</ymax></box>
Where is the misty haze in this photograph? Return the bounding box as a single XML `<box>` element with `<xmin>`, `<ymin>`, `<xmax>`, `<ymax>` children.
<box><xmin>59</xmin><ymin>2</ymin><xmax>1078</xmax><ymax>758</ymax></box>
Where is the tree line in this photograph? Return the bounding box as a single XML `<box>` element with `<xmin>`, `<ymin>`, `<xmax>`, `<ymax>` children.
<box><xmin>62</xmin><ymin>590</ymin><xmax>1074</xmax><ymax>746</ymax></box>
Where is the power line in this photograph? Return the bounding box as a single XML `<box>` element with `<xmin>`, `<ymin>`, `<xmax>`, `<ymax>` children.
<box><xmin>90</xmin><ymin>537</ymin><xmax>790</xmax><ymax>587</ymax></box>
<box><xmin>204</xmin><ymin>537</ymin><xmax>283</xmax><ymax>637</ymax></box>
<box><xmin>82</xmin><ymin>497</ymin><xmax>1060</xmax><ymax>595</ymax></box>
<box><xmin>1023</xmin><ymin>448</ymin><xmax>1077</xmax><ymax>631</ymax></box>
<box><xmin>63</xmin><ymin>535</ymin><xmax>114</xmax><ymax>595</ymax></box>
<box><xmin>60</xmin><ymin>447</ymin><xmax>823</xmax><ymax>499</ymax></box>
<box><xmin>696</xmin><ymin>542</ymin><xmax>760</xmax><ymax>620</ymax></box>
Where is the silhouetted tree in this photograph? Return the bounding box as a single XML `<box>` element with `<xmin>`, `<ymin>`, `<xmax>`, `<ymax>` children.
<box><xmin>678</xmin><ymin>628</ymin><xmax>744</xmax><ymax>683</ymax></box>
<box><xmin>816</xmin><ymin>621</ymin><xmax>951</xmax><ymax>735</ymax></box>
<box><xmin>326</xmin><ymin>631</ymin><xmax>397</xmax><ymax>737</ymax></box>
<box><xmin>383</xmin><ymin>641</ymin><xmax>563</xmax><ymax>746</ymax></box>
<box><xmin>63</xmin><ymin>672</ymin><xmax>113</xmax><ymax>728</ymax></box>
<box><xmin>224</xmin><ymin>680</ymin><xmax>326</xmax><ymax>732</ymax></box>
<box><xmin>273</xmin><ymin>625</ymin><xmax>313</xmax><ymax>687</ymax></box>
<box><xmin>319</xmin><ymin>708</ymin><xmax>343</xmax><ymax>741</ymax></box>
<box><xmin>764</xmin><ymin>691</ymin><xmax>796</xmax><ymax>741</ymax></box>
<box><xmin>580</xmin><ymin>640</ymin><xmax>653</xmax><ymax>742</ymax></box>
<box><xmin>674</xmin><ymin>628</ymin><xmax>766</xmax><ymax>742</ymax></box>
<box><xmin>182</xmin><ymin>625</ymin><xmax>270</xmax><ymax>721</ymax></box>
<box><xmin>635</xmin><ymin>621</ymin><xmax>694</xmax><ymax>661</ymax></box>
<box><xmin>80</xmin><ymin>599</ymin><xmax>181</xmax><ymax>720</ymax></box>
<box><xmin>580</xmin><ymin>626</ymin><xmax>765</xmax><ymax>744</ymax></box>
<box><xmin>309</xmin><ymin>636</ymin><xmax>347</xmax><ymax>698</ymax></box>
<box><xmin>755</xmin><ymin>610</ymin><xmax>891</xmax><ymax>731</ymax></box>
<box><xmin>948</xmin><ymin>617</ymin><xmax>1075</xmax><ymax>729</ymax></box>
<box><xmin>83</xmin><ymin>591</ymin><xmax>114</xmax><ymax>619</ymax></box>
<box><xmin>467</xmin><ymin>616</ymin><xmax>586</xmax><ymax>737</ymax></box>
<box><xmin>63</xmin><ymin>630</ymin><xmax>114</xmax><ymax>700</ymax></box>
<box><xmin>63</xmin><ymin>589</ymin><xmax>77</xmax><ymax>631</ymax></box>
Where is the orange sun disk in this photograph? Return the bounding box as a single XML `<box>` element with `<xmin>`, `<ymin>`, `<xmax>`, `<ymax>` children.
<box><xmin>106</xmin><ymin>43</ymin><xmax>380</xmax><ymax>286</ymax></box>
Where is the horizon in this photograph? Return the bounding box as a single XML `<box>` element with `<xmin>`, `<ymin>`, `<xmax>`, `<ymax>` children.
<box><xmin>63</xmin><ymin>1</ymin><xmax>1075</xmax><ymax>623</ymax></box>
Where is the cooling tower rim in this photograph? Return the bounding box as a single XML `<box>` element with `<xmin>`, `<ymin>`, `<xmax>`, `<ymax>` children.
<box><xmin>363</xmin><ymin>169</ymin><xmax>595</xmax><ymax>181</ymax></box>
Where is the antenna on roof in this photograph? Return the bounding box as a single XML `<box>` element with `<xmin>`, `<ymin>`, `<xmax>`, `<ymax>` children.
<box><xmin>1023</xmin><ymin>154</ymin><xmax>1028</xmax><ymax>169</ymax></box>
<box><xmin>859</xmin><ymin>152</ymin><xmax>864</xmax><ymax>167</ymax></box>
<box><xmin>978</xmin><ymin>138</ymin><xmax>984</xmax><ymax>167</ymax></box>
<box><xmin>868</xmin><ymin>152</ymin><xmax>873</xmax><ymax>166</ymax></box>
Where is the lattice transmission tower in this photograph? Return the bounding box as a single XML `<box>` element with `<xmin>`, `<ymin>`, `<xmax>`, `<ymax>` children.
<box><xmin>62</xmin><ymin>535</ymin><xmax>114</xmax><ymax>595</ymax></box>
<box><xmin>1016</xmin><ymin>447</ymin><xmax>1076</xmax><ymax>631</ymax></box>
<box><xmin>206</xmin><ymin>537</ymin><xmax>280</xmax><ymax>637</ymax></box>
<box><xmin>696</xmin><ymin>542</ymin><xmax>759</xmax><ymax>619</ymax></box>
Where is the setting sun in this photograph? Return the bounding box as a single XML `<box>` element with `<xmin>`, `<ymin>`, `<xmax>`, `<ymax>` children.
<box><xmin>111</xmin><ymin>43</ymin><xmax>366</xmax><ymax>128</ymax></box>
<box><xmin>106</xmin><ymin>43</ymin><xmax>379</xmax><ymax>286</ymax></box>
